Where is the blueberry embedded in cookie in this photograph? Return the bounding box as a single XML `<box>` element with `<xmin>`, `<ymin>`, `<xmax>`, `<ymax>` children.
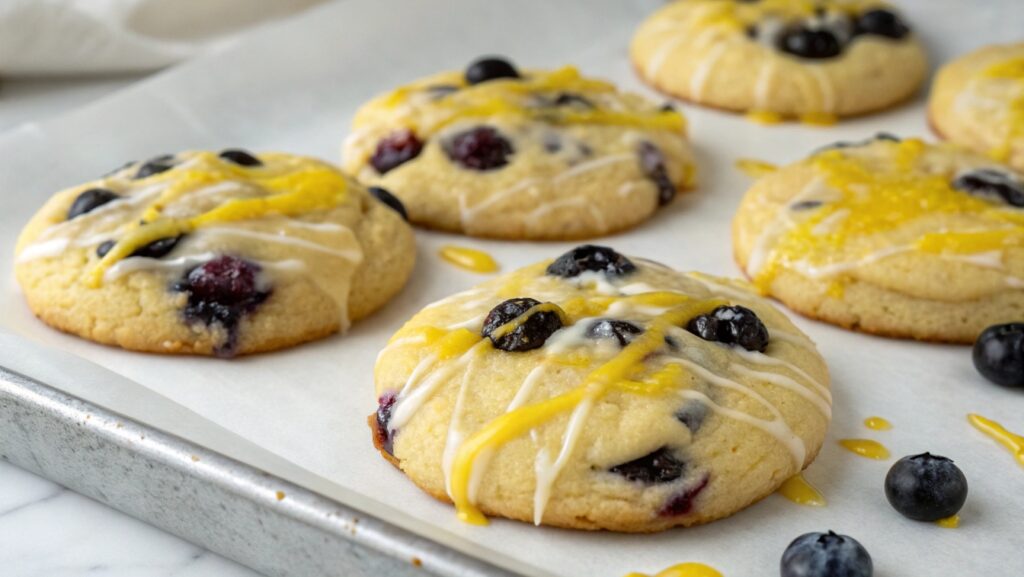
<box><xmin>372</xmin><ymin>245</ymin><xmax>830</xmax><ymax>532</ymax></box>
<box><xmin>342</xmin><ymin>58</ymin><xmax>697</xmax><ymax>240</ymax></box>
<box><xmin>733</xmin><ymin>136</ymin><xmax>1024</xmax><ymax>343</ymax></box>
<box><xmin>14</xmin><ymin>149</ymin><xmax>416</xmax><ymax>356</ymax></box>
<box><xmin>631</xmin><ymin>1</ymin><xmax>927</xmax><ymax>122</ymax></box>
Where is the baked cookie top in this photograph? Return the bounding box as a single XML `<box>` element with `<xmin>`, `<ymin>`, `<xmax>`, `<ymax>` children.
<box><xmin>373</xmin><ymin>246</ymin><xmax>830</xmax><ymax>532</ymax></box>
<box><xmin>631</xmin><ymin>0</ymin><xmax>926</xmax><ymax>121</ymax></box>
<box><xmin>930</xmin><ymin>43</ymin><xmax>1024</xmax><ymax>172</ymax></box>
<box><xmin>733</xmin><ymin>136</ymin><xmax>1024</xmax><ymax>338</ymax></box>
<box><xmin>342</xmin><ymin>57</ymin><xmax>696</xmax><ymax>239</ymax></box>
<box><xmin>15</xmin><ymin>150</ymin><xmax>415</xmax><ymax>356</ymax></box>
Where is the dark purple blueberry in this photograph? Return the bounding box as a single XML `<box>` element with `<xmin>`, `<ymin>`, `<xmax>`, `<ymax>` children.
<box><xmin>481</xmin><ymin>298</ymin><xmax>564</xmax><ymax>352</ymax></box>
<box><xmin>368</xmin><ymin>186</ymin><xmax>408</xmax><ymax>221</ymax></box>
<box><xmin>781</xmin><ymin>531</ymin><xmax>873</xmax><ymax>577</ymax></box>
<box><xmin>953</xmin><ymin>169</ymin><xmax>1024</xmax><ymax>208</ymax></box>
<box><xmin>134</xmin><ymin>154</ymin><xmax>175</xmax><ymax>179</ymax></box>
<box><xmin>542</xmin><ymin>133</ymin><xmax>562</xmax><ymax>153</ymax></box>
<box><xmin>675</xmin><ymin>402</ymin><xmax>708</xmax><ymax>433</ymax></box>
<box><xmin>370</xmin><ymin>130</ymin><xmax>424</xmax><ymax>174</ymax></box>
<box><xmin>67</xmin><ymin>188</ymin><xmax>120</xmax><ymax>220</ymax></box>
<box><xmin>817</xmin><ymin>132</ymin><xmax>901</xmax><ymax>153</ymax></box>
<box><xmin>96</xmin><ymin>240</ymin><xmax>115</xmax><ymax>258</ymax></box>
<box><xmin>686</xmin><ymin>305</ymin><xmax>770</xmax><ymax>352</ymax></box>
<box><xmin>218</xmin><ymin>149</ymin><xmax>262</xmax><ymax>167</ymax></box>
<box><xmin>585</xmin><ymin>319</ymin><xmax>644</xmax><ymax>346</ymax></box>
<box><xmin>546</xmin><ymin>245</ymin><xmax>636</xmax><ymax>279</ymax></box>
<box><xmin>855</xmin><ymin>9</ymin><xmax>910</xmax><ymax>39</ymax></box>
<box><xmin>103</xmin><ymin>160</ymin><xmax>136</xmax><ymax>177</ymax></box>
<box><xmin>552</xmin><ymin>92</ymin><xmax>593</xmax><ymax>108</ymax></box>
<box><xmin>96</xmin><ymin>235</ymin><xmax>183</xmax><ymax>259</ymax></box>
<box><xmin>375</xmin><ymin>391</ymin><xmax>398</xmax><ymax>455</ymax></box>
<box><xmin>609</xmin><ymin>447</ymin><xmax>685</xmax><ymax>484</ymax></box>
<box><xmin>445</xmin><ymin>126</ymin><xmax>514</xmax><ymax>171</ymax></box>
<box><xmin>638</xmin><ymin>142</ymin><xmax>676</xmax><ymax>206</ymax></box>
<box><xmin>173</xmin><ymin>255</ymin><xmax>271</xmax><ymax>355</ymax></box>
<box><xmin>972</xmin><ymin>323</ymin><xmax>1024</xmax><ymax>387</ymax></box>
<box><xmin>465</xmin><ymin>57</ymin><xmax>520</xmax><ymax>85</ymax></box>
<box><xmin>659</xmin><ymin>474</ymin><xmax>709</xmax><ymax>516</ymax></box>
<box><xmin>791</xmin><ymin>200</ymin><xmax>824</xmax><ymax>211</ymax></box>
<box><xmin>425</xmin><ymin>84</ymin><xmax>459</xmax><ymax>99</ymax></box>
<box><xmin>779</xmin><ymin>27</ymin><xmax>843</xmax><ymax>59</ymax></box>
<box><xmin>885</xmin><ymin>453</ymin><xmax>968</xmax><ymax>522</ymax></box>
<box><xmin>660</xmin><ymin>103</ymin><xmax>677</xmax><ymax>113</ymax></box>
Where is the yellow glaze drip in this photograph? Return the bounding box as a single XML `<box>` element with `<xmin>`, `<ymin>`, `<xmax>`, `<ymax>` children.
<box><xmin>624</xmin><ymin>562</ymin><xmax>723</xmax><ymax>577</ymax></box>
<box><xmin>981</xmin><ymin>57</ymin><xmax>1024</xmax><ymax>161</ymax></box>
<box><xmin>968</xmin><ymin>413</ymin><xmax>1024</xmax><ymax>468</ymax></box>
<box><xmin>936</xmin><ymin>514</ymin><xmax>960</xmax><ymax>529</ymax></box>
<box><xmin>449</xmin><ymin>298</ymin><xmax>724</xmax><ymax>525</ymax></box>
<box><xmin>863</xmin><ymin>416</ymin><xmax>892</xmax><ymax>431</ymax></box>
<box><xmin>777</xmin><ymin>472</ymin><xmax>826</xmax><ymax>506</ymax></box>
<box><xmin>799</xmin><ymin>112</ymin><xmax>838</xmax><ymax>126</ymax></box>
<box><xmin>838</xmin><ymin>438</ymin><xmax>890</xmax><ymax>460</ymax></box>
<box><xmin>439</xmin><ymin>245</ymin><xmax>499</xmax><ymax>274</ymax></box>
<box><xmin>746</xmin><ymin>110</ymin><xmax>783</xmax><ymax>125</ymax></box>
<box><xmin>735</xmin><ymin>158</ymin><xmax>778</xmax><ymax>179</ymax></box>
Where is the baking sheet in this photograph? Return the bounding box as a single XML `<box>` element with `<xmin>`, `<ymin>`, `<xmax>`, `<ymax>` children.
<box><xmin>2</xmin><ymin>0</ymin><xmax>1023</xmax><ymax>574</ymax></box>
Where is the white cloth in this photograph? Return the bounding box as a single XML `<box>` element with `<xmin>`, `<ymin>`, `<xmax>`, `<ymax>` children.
<box><xmin>0</xmin><ymin>0</ymin><xmax>325</xmax><ymax>75</ymax></box>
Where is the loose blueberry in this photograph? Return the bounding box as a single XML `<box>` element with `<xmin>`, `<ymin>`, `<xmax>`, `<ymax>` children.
<box><xmin>952</xmin><ymin>169</ymin><xmax>1024</xmax><ymax>208</ymax></box>
<box><xmin>659</xmin><ymin>474</ymin><xmax>709</xmax><ymax>516</ymax></box>
<box><xmin>552</xmin><ymin>92</ymin><xmax>593</xmax><ymax>109</ymax></box>
<box><xmin>371</xmin><ymin>130</ymin><xmax>424</xmax><ymax>174</ymax></box>
<box><xmin>96</xmin><ymin>235</ymin><xmax>183</xmax><ymax>259</ymax></box>
<box><xmin>218</xmin><ymin>149</ymin><xmax>262</xmax><ymax>167</ymax></box>
<box><xmin>445</xmin><ymin>126</ymin><xmax>514</xmax><ymax>171</ymax></box>
<box><xmin>585</xmin><ymin>319</ymin><xmax>644</xmax><ymax>346</ymax></box>
<box><xmin>779</xmin><ymin>27</ymin><xmax>843</xmax><ymax>59</ymax></box>
<box><xmin>375</xmin><ymin>391</ymin><xmax>398</xmax><ymax>455</ymax></box>
<box><xmin>855</xmin><ymin>9</ymin><xmax>910</xmax><ymax>39</ymax></box>
<box><xmin>546</xmin><ymin>245</ymin><xmax>637</xmax><ymax>278</ymax></box>
<box><xmin>885</xmin><ymin>453</ymin><xmax>968</xmax><ymax>522</ymax></box>
<box><xmin>67</xmin><ymin>188</ymin><xmax>120</xmax><ymax>220</ymax></box>
<box><xmin>368</xmin><ymin>186</ymin><xmax>408</xmax><ymax>221</ymax></box>
<box><xmin>687</xmin><ymin>305</ymin><xmax>770</xmax><ymax>352</ymax></box>
<box><xmin>465</xmin><ymin>56</ymin><xmax>520</xmax><ymax>85</ymax></box>
<box><xmin>134</xmin><ymin>154</ymin><xmax>175</xmax><ymax>179</ymax></box>
<box><xmin>972</xmin><ymin>323</ymin><xmax>1024</xmax><ymax>387</ymax></box>
<box><xmin>481</xmin><ymin>297</ymin><xmax>564</xmax><ymax>352</ymax></box>
<box><xmin>609</xmin><ymin>447</ymin><xmax>685</xmax><ymax>484</ymax></box>
<box><xmin>781</xmin><ymin>531</ymin><xmax>873</xmax><ymax>577</ymax></box>
<box><xmin>638</xmin><ymin>142</ymin><xmax>676</xmax><ymax>206</ymax></box>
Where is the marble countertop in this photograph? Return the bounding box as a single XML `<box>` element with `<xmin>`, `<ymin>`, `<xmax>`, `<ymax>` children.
<box><xmin>0</xmin><ymin>76</ymin><xmax>263</xmax><ymax>577</ymax></box>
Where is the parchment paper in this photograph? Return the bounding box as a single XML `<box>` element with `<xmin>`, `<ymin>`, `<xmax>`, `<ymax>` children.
<box><xmin>1</xmin><ymin>0</ymin><xmax>1022</xmax><ymax>574</ymax></box>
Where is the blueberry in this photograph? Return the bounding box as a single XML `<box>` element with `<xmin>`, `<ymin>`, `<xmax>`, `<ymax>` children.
<box><xmin>367</xmin><ymin>186</ymin><xmax>408</xmax><ymax>221</ymax></box>
<box><xmin>609</xmin><ymin>447</ymin><xmax>685</xmax><ymax>484</ymax></box>
<box><xmin>687</xmin><ymin>305</ymin><xmax>770</xmax><ymax>352</ymax></box>
<box><xmin>103</xmin><ymin>160</ymin><xmax>136</xmax><ymax>177</ymax></box>
<box><xmin>675</xmin><ymin>401</ymin><xmax>708</xmax><ymax>433</ymax></box>
<box><xmin>781</xmin><ymin>531</ymin><xmax>873</xmax><ymax>577</ymax></box>
<box><xmin>659</xmin><ymin>475</ymin><xmax>709</xmax><ymax>516</ymax></box>
<box><xmin>585</xmin><ymin>319</ymin><xmax>644</xmax><ymax>346</ymax></box>
<box><xmin>790</xmin><ymin>200</ymin><xmax>824</xmax><ymax>211</ymax></box>
<box><xmin>96</xmin><ymin>235</ymin><xmax>183</xmax><ymax>259</ymax></box>
<box><xmin>546</xmin><ymin>245</ymin><xmax>637</xmax><ymax>278</ymax></box>
<box><xmin>885</xmin><ymin>453</ymin><xmax>968</xmax><ymax>522</ymax></box>
<box><xmin>465</xmin><ymin>56</ymin><xmax>520</xmax><ymax>85</ymax></box>
<box><xmin>972</xmin><ymin>323</ymin><xmax>1024</xmax><ymax>387</ymax></box>
<box><xmin>638</xmin><ymin>142</ymin><xmax>676</xmax><ymax>206</ymax></box>
<box><xmin>375</xmin><ymin>391</ymin><xmax>398</xmax><ymax>455</ymax></box>
<box><xmin>855</xmin><ymin>9</ymin><xmax>910</xmax><ymax>39</ymax></box>
<box><xmin>952</xmin><ymin>169</ymin><xmax>1024</xmax><ymax>208</ymax></box>
<box><xmin>445</xmin><ymin>126</ymin><xmax>514</xmax><ymax>171</ymax></box>
<box><xmin>425</xmin><ymin>84</ymin><xmax>459</xmax><ymax>99</ymax></box>
<box><xmin>67</xmin><ymin>188</ymin><xmax>120</xmax><ymax>220</ymax></box>
<box><xmin>95</xmin><ymin>240</ymin><xmax>115</xmax><ymax>258</ymax></box>
<box><xmin>779</xmin><ymin>27</ymin><xmax>843</xmax><ymax>59</ymax></box>
<box><xmin>552</xmin><ymin>92</ymin><xmax>593</xmax><ymax>108</ymax></box>
<box><xmin>218</xmin><ymin>149</ymin><xmax>262</xmax><ymax>167</ymax></box>
<box><xmin>371</xmin><ymin>130</ymin><xmax>424</xmax><ymax>174</ymax></box>
<box><xmin>481</xmin><ymin>297</ymin><xmax>564</xmax><ymax>352</ymax></box>
<box><xmin>134</xmin><ymin>154</ymin><xmax>175</xmax><ymax>179</ymax></box>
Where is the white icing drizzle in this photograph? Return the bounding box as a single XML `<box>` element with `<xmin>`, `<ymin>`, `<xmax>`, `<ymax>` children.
<box><xmin>731</xmin><ymin>364</ymin><xmax>832</xmax><ymax>417</ymax></box>
<box><xmin>753</xmin><ymin>61</ymin><xmax>777</xmax><ymax>111</ymax></box>
<box><xmin>689</xmin><ymin>41</ymin><xmax>732</xmax><ymax>102</ymax></box>
<box><xmin>532</xmin><ymin>397</ymin><xmax>593</xmax><ymax>525</ymax></box>
<box><xmin>745</xmin><ymin>176</ymin><xmax>827</xmax><ymax>277</ymax></box>
<box><xmin>648</xmin><ymin>35</ymin><xmax>687</xmax><ymax>78</ymax></box>
<box><xmin>807</xmin><ymin>66</ymin><xmax>836</xmax><ymax>114</ymax></box>
<box><xmin>194</xmin><ymin>227</ymin><xmax>362</xmax><ymax>261</ymax></box>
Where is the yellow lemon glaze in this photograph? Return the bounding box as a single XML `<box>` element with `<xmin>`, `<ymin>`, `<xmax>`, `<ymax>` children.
<box><xmin>625</xmin><ymin>562</ymin><xmax>723</xmax><ymax>577</ymax></box>
<box><xmin>838</xmin><ymin>438</ymin><xmax>890</xmax><ymax>460</ymax></box>
<box><xmin>936</xmin><ymin>514</ymin><xmax>960</xmax><ymax>529</ymax></box>
<box><xmin>746</xmin><ymin>110</ymin><xmax>783</xmax><ymax>125</ymax></box>
<box><xmin>439</xmin><ymin>245</ymin><xmax>500</xmax><ymax>274</ymax></box>
<box><xmin>981</xmin><ymin>57</ymin><xmax>1024</xmax><ymax>161</ymax></box>
<box><xmin>777</xmin><ymin>472</ymin><xmax>826</xmax><ymax>506</ymax></box>
<box><xmin>968</xmin><ymin>413</ymin><xmax>1024</xmax><ymax>468</ymax></box>
<box><xmin>864</xmin><ymin>416</ymin><xmax>892</xmax><ymax>431</ymax></box>
<box><xmin>799</xmin><ymin>112</ymin><xmax>839</xmax><ymax>126</ymax></box>
<box><xmin>735</xmin><ymin>158</ymin><xmax>779</xmax><ymax>179</ymax></box>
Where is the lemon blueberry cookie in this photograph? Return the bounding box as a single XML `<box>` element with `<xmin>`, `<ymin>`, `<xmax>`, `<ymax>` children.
<box><xmin>733</xmin><ymin>135</ymin><xmax>1024</xmax><ymax>343</ymax></box>
<box><xmin>372</xmin><ymin>245</ymin><xmax>830</xmax><ymax>532</ymax></box>
<box><xmin>342</xmin><ymin>57</ymin><xmax>696</xmax><ymax>240</ymax></box>
<box><xmin>15</xmin><ymin>150</ymin><xmax>415</xmax><ymax>356</ymax></box>
<box><xmin>930</xmin><ymin>43</ymin><xmax>1024</xmax><ymax>173</ymax></box>
<box><xmin>631</xmin><ymin>0</ymin><xmax>927</xmax><ymax>122</ymax></box>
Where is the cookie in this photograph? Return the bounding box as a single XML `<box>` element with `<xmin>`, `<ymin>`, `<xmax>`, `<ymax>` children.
<box><xmin>15</xmin><ymin>150</ymin><xmax>415</xmax><ymax>356</ymax></box>
<box><xmin>372</xmin><ymin>245</ymin><xmax>830</xmax><ymax>532</ymax></box>
<box><xmin>929</xmin><ymin>43</ymin><xmax>1024</xmax><ymax>172</ymax></box>
<box><xmin>631</xmin><ymin>0</ymin><xmax>927</xmax><ymax>122</ymax></box>
<box><xmin>342</xmin><ymin>57</ymin><xmax>696</xmax><ymax>240</ymax></box>
<box><xmin>733</xmin><ymin>136</ymin><xmax>1024</xmax><ymax>343</ymax></box>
